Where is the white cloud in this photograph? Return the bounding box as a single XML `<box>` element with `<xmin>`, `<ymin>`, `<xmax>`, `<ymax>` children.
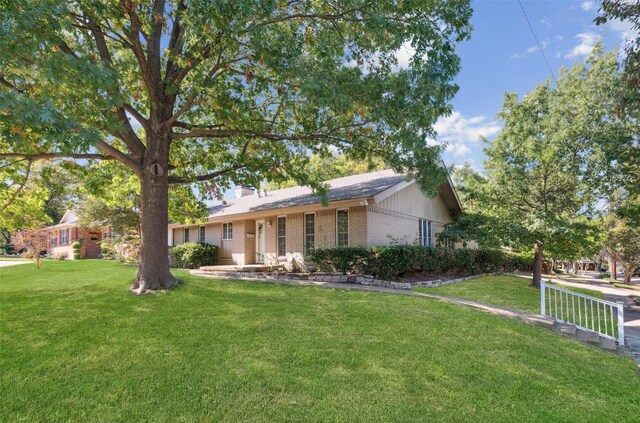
<box><xmin>446</xmin><ymin>143</ymin><xmax>471</xmax><ymax>157</ymax></box>
<box><xmin>581</xmin><ymin>2</ymin><xmax>594</xmax><ymax>12</ymax></box>
<box><xmin>606</xmin><ymin>18</ymin><xmax>639</xmax><ymax>57</ymax></box>
<box><xmin>510</xmin><ymin>39</ymin><xmax>550</xmax><ymax>59</ymax></box>
<box><xmin>565</xmin><ymin>32</ymin><xmax>598</xmax><ymax>59</ymax></box>
<box><xmin>344</xmin><ymin>41</ymin><xmax>425</xmax><ymax>73</ymax></box>
<box><xmin>394</xmin><ymin>41</ymin><xmax>415</xmax><ymax>70</ymax></box>
<box><xmin>541</xmin><ymin>17</ymin><xmax>552</xmax><ymax>28</ymax></box>
<box><xmin>426</xmin><ymin>111</ymin><xmax>501</xmax><ymax>161</ymax></box>
<box><xmin>434</xmin><ymin>111</ymin><xmax>501</xmax><ymax>144</ymax></box>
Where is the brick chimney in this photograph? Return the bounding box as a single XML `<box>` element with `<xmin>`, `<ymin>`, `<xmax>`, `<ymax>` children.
<box><xmin>234</xmin><ymin>185</ymin><xmax>255</xmax><ymax>198</ymax></box>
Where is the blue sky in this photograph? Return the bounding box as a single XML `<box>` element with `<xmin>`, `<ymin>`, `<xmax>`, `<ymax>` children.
<box><xmin>434</xmin><ymin>0</ymin><xmax>635</xmax><ymax>173</ymax></box>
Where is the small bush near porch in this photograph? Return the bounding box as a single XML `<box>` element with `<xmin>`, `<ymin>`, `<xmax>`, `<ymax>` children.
<box><xmin>169</xmin><ymin>242</ymin><xmax>218</xmax><ymax>268</ymax></box>
<box><xmin>2</xmin><ymin>261</ymin><xmax>639</xmax><ymax>421</ymax></box>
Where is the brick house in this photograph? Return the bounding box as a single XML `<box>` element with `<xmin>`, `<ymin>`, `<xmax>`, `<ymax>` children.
<box><xmin>168</xmin><ymin>169</ymin><xmax>463</xmax><ymax>266</ymax></box>
<box><xmin>47</xmin><ymin>210</ymin><xmax>111</xmax><ymax>259</ymax></box>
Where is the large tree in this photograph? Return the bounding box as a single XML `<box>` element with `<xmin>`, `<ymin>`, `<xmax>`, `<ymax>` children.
<box><xmin>483</xmin><ymin>47</ymin><xmax>636</xmax><ymax>288</ymax></box>
<box><xmin>0</xmin><ymin>1</ymin><xmax>472</xmax><ymax>292</ymax></box>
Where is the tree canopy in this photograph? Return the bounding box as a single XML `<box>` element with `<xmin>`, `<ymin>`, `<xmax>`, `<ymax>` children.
<box><xmin>0</xmin><ymin>0</ymin><xmax>472</xmax><ymax>292</ymax></box>
<box><xmin>452</xmin><ymin>47</ymin><xmax>636</xmax><ymax>287</ymax></box>
<box><xmin>262</xmin><ymin>153</ymin><xmax>386</xmax><ymax>190</ymax></box>
<box><xmin>595</xmin><ymin>0</ymin><xmax>640</xmax><ymax>113</ymax></box>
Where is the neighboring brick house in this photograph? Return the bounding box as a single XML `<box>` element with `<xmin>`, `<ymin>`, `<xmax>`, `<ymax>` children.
<box><xmin>168</xmin><ymin>169</ymin><xmax>463</xmax><ymax>266</ymax></box>
<box><xmin>47</xmin><ymin>210</ymin><xmax>111</xmax><ymax>259</ymax></box>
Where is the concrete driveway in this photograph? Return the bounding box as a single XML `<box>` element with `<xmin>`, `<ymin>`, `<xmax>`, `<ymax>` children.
<box><xmin>0</xmin><ymin>260</ymin><xmax>29</xmax><ymax>268</ymax></box>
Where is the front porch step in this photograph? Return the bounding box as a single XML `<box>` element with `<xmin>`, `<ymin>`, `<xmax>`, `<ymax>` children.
<box><xmin>199</xmin><ymin>265</ymin><xmax>271</xmax><ymax>272</ymax></box>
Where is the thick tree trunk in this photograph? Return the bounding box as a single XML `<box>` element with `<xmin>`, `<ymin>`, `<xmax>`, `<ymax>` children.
<box><xmin>131</xmin><ymin>159</ymin><xmax>177</xmax><ymax>294</ymax></box>
<box><xmin>612</xmin><ymin>258</ymin><xmax>617</xmax><ymax>280</ymax></box>
<box><xmin>623</xmin><ymin>264</ymin><xmax>633</xmax><ymax>284</ymax></box>
<box><xmin>532</xmin><ymin>240</ymin><xmax>544</xmax><ymax>288</ymax></box>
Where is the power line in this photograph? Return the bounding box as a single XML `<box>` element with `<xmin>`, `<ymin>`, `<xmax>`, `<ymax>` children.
<box><xmin>517</xmin><ymin>0</ymin><xmax>557</xmax><ymax>84</ymax></box>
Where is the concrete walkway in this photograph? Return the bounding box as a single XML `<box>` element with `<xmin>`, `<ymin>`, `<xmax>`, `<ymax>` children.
<box><xmin>0</xmin><ymin>260</ymin><xmax>29</xmax><ymax>268</ymax></box>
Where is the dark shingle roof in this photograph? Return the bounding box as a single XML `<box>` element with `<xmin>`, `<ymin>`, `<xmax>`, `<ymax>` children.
<box><xmin>208</xmin><ymin>169</ymin><xmax>407</xmax><ymax>218</ymax></box>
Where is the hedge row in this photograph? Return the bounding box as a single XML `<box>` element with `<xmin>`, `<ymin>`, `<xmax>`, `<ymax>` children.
<box><xmin>308</xmin><ymin>245</ymin><xmax>532</xmax><ymax>280</ymax></box>
<box><xmin>169</xmin><ymin>242</ymin><xmax>218</xmax><ymax>269</ymax></box>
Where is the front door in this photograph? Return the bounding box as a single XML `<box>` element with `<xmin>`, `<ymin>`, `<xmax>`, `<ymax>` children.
<box><xmin>256</xmin><ymin>220</ymin><xmax>265</xmax><ymax>264</ymax></box>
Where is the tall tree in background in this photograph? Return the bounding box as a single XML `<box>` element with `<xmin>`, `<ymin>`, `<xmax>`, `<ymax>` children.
<box><xmin>604</xmin><ymin>196</ymin><xmax>640</xmax><ymax>284</ymax></box>
<box><xmin>596</xmin><ymin>0</ymin><xmax>640</xmax><ymax>113</ymax></box>
<box><xmin>0</xmin><ymin>1</ymin><xmax>472</xmax><ymax>293</ymax></box>
<box><xmin>483</xmin><ymin>48</ymin><xmax>635</xmax><ymax>288</ymax></box>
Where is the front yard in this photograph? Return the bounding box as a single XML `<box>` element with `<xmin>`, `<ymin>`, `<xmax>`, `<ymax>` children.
<box><xmin>1</xmin><ymin>261</ymin><xmax>639</xmax><ymax>422</ymax></box>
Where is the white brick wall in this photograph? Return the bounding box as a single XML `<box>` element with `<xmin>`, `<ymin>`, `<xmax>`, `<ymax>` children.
<box><xmin>366</xmin><ymin>207</ymin><xmax>418</xmax><ymax>246</ymax></box>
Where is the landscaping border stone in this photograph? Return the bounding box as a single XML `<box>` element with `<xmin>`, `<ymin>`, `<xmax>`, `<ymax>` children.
<box><xmin>192</xmin><ymin>270</ymin><xmax>498</xmax><ymax>290</ymax></box>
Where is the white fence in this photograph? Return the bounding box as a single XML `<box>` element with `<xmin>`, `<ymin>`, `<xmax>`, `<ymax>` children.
<box><xmin>541</xmin><ymin>281</ymin><xmax>625</xmax><ymax>345</ymax></box>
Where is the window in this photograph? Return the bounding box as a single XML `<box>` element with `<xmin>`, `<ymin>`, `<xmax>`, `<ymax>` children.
<box><xmin>336</xmin><ymin>209</ymin><xmax>349</xmax><ymax>246</ymax></box>
<box><xmin>223</xmin><ymin>222</ymin><xmax>233</xmax><ymax>240</ymax></box>
<box><xmin>50</xmin><ymin>236</ymin><xmax>57</xmax><ymax>246</ymax></box>
<box><xmin>277</xmin><ymin>216</ymin><xmax>286</xmax><ymax>257</ymax></box>
<box><xmin>60</xmin><ymin>229</ymin><xmax>69</xmax><ymax>245</ymax></box>
<box><xmin>419</xmin><ymin>219</ymin><xmax>432</xmax><ymax>247</ymax></box>
<box><xmin>199</xmin><ymin>226</ymin><xmax>206</xmax><ymax>242</ymax></box>
<box><xmin>304</xmin><ymin>213</ymin><xmax>315</xmax><ymax>254</ymax></box>
<box><xmin>184</xmin><ymin>227</ymin><xmax>190</xmax><ymax>243</ymax></box>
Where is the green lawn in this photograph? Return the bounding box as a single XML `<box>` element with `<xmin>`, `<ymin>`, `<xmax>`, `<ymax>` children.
<box><xmin>414</xmin><ymin>274</ymin><xmax>605</xmax><ymax>314</ymax></box>
<box><xmin>1</xmin><ymin>261</ymin><xmax>639</xmax><ymax>422</ymax></box>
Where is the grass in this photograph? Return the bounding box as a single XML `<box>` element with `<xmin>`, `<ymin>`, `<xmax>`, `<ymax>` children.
<box><xmin>1</xmin><ymin>261</ymin><xmax>639</xmax><ymax>422</ymax></box>
<box><xmin>413</xmin><ymin>274</ymin><xmax>605</xmax><ymax>314</ymax></box>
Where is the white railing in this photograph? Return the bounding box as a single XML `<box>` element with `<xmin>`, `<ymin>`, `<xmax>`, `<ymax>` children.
<box><xmin>541</xmin><ymin>281</ymin><xmax>625</xmax><ymax>345</ymax></box>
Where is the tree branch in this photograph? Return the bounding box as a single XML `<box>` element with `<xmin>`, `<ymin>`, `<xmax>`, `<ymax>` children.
<box><xmin>123</xmin><ymin>2</ymin><xmax>161</xmax><ymax>105</ymax></box>
<box><xmin>167</xmin><ymin>140</ymin><xmax>251</xmax><ymax>184</ymax></box>
<box><xmin>168</xmin><ymin>165</ymin><xmax>245</xmax><ymax>184</ymax></box>
<box><xmin>82</xmin><ymin>15</ymin><xmax>146</xmax><ymax>158</ymax></box>
<box><xmin>248</xmin><ymin>9</ymin><xmax>363</xmax><ymax>29</ymax></box>
<box><xmin>165</xmin><ymin>0</ymin><xmax>187</xmax><ymax>83</ymax></box>
<box><xmin>164</xmin><ymin>53</ymin><xmax>251</xmax><ymax>129</ymax></box>
<box><xmin>0</xmin><ymin>160</ymin><xmax>32</xmax><ymax>213</ymax></box>
<box><xmin>95</xmin><ymin>140</ymin><xmax>143</xmax><ymax>177</ymax></box>
<box><xmin>147</xmin><ymin>0</ymin><xmax>166</xmax><ymax>94</ymax></box>
<box><xmin>0</xmin><ymin>152</ymin><xmax>114</xmax><ymax>161</ymax></box>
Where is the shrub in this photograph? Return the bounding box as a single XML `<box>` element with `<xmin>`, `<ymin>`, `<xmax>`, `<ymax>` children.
<box><xmin>473</xmin><ymin>248</ymin><xmax>507</xmax><ymax>273</ymax></box>
<box><xmin>115</xmin><ymin>237</ymin><xmax>141</xmax><ymax>264</ymax></box>
<box><xmin>52</xmin><ymin>252</ymin><xmax>68</xmax><ymax>260</ymax></box>
<box><xmin>71</xmin><ymin>240</ymin><xmax>83</xmax><ymax>260</ymax></box>
<box><xmin>170</xmin><ymin>242</ymin><xmax>218</xmax><ymax>269</ymax></box>
<box><xmin>503</xmin><ymin>251</ymin><xmax>534</xmax><ymax>272</ymax></box>
<box><xmin>0</xmin><ymin>243</ymin><xmax>15</xmax><ymax>255</ymax></box>
<box><xmin>308</xmin><ymin>246</ymin><xmax>372</xmax><ymax>274</ymax></box>
<box><xmin>307</xmin><ymin>245</ymin><xmax>514</xmax><ymax>280</ymax></box>
<box><xmin>100</xmin><ymin>242</ymin><xmax>116</xmax><ymax>260</ymax></box>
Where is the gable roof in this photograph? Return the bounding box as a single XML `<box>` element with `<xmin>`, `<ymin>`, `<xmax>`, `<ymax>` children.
<box><xmin>207</xmin><ymin>169</ymin><xmax>408</xmax><ymax>218</ymax></box>
<box><xmin>48</xmin><ymin>210</ymin><xmax>78</xmax><ymax>228</ymax></box>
